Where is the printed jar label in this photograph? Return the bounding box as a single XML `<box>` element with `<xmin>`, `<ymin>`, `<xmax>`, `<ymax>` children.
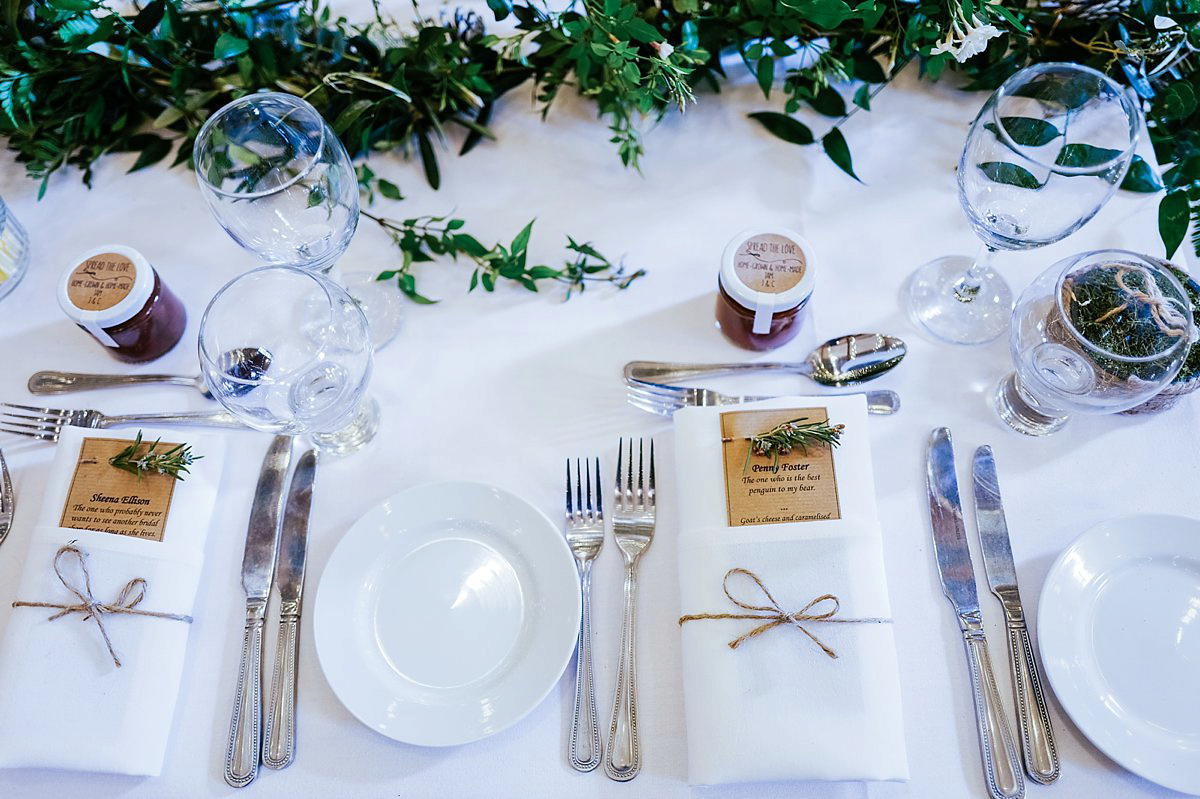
<box><xmin>733</xmin><ymin>233</ymin><xmax>807</xmax><ymax>293</ymax></box>
<box><xmin>66</xmin><ymin>253</ymin><xmax>137</xmax><ymax>311</ymax></box>
<box><xmin>60</xmin><ymin>437</ymin><xmax>178</xmax><ymax>542</ymax></box>
<box><xmin>720</xmin><ymin>408</ymin><xmax>841</xmax><ymax>527</ymax></box>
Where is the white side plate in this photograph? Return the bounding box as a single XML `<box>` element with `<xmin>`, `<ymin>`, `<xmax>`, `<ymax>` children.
<box><xmin>314</xmin><ymin>481</ymin><xmax>581</xmax><ymax>746</ymax></box>
<box><xmin>1040</xmin><ymin>514</ymin><xmax>1200</xmax><ymax>795</ymax></box>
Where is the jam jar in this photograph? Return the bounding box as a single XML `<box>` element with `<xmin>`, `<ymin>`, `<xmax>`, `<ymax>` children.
<box><xmin>715</xmin><ymin>227</ymin><xmax>815</xmax><ymax>351</ymax></box>
<box><xmin>58</xmin><ymin>245</ymin><xmax>187</xmax><ymax>363</ymax></box>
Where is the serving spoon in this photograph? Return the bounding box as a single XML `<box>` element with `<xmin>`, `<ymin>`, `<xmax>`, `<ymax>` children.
<box><xmin>28</xmin><ymin>347</ymin><xmax>273</xmax><ymax>401</ymax></box>
<box><xmin>624</xmin><ymin>333</ymin><xmax>906</xmax><ymax>388</ymax></box>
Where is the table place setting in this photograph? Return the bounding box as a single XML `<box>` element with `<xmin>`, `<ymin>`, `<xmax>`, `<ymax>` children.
<box><xmin>6</xmin><ymin>0</ymin><xmax>1200</xmax><ymax>796</ymax></box>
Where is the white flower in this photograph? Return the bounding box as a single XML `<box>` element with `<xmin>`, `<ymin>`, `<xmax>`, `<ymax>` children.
<box><xmin>931</xmin><ymin>12</ymin><xmax>1003</xmax><ymax>63</ymax></box>
<box><xmin>657</xmin><ymin>42</ymin><xmax>675</xmax><ymax>59</ymax></box>
<box><xmin>1154</xmin><ymin>14</ymin><xmax>1178</xmax><ymax>29</ymax></box>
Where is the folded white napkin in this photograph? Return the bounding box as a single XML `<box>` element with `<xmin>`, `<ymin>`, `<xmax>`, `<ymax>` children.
<box><xmin>674</xmin><ymin>394</ymin><xmax>907</xmax><ymax>786</ymax></box>
<box><xmin>0</xmin><ymin>426</ymin><xmax>226</xmax><ymax>776</ymax></box>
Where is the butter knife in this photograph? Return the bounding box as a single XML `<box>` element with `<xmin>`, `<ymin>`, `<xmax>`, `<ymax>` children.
<box><xmin>263</xmin><ymin>448</ymin><xmax>317</xmax><ymax>771</ymax></box>
<box><xmin>926</xmin><ymin>428</ymin><xmax>1024</xmax><ymax>799</ymax></box>
<box><xmin>972</xmin><ymin>446</ymin><xmax>1060</xmax><ymax>784</ymax></box>
<box><xmin>225</xmin><ymin>435</ymin><xmax>293</xmax><ymax>789</ymax></box>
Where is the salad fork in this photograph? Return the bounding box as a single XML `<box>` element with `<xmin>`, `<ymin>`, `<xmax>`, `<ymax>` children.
<box><xmin>565</xmin><ymin>458</ymin><xmax>604</xmax><ymax>772</ymax></box>
<box><xmin>605</xmin><ymin>438</ymin><xmax>655</xmax><ymax>782</ymax></box>
<box><xmin>0</xmin><ymin>402</ymin><xmax>246</xmax><ymax>442</ymax></box>
<box><xmin>625</xmin><ymin>379</ymin><xmax>900</xmax><ymax>417</ymax></box>
<box><xmin>0</xmin><ymin>449</ymin><xmax>12</xmax><ymax>547</ymax></box>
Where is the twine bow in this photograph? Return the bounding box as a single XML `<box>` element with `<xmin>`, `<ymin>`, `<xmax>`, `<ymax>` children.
<box><xmin>678</xmin><ymin>568</ymin><xmax>889</xmax><ymax>659</ymax></box>
<box><xmin>11</xmin><ymin>544</ymin><xmax>192</xmax><ymax>668</ymax></box>
<box><xmin>1090</xmin><ymin>265</ymin><xmax>1190</xmax><ymax>337</ymax></box>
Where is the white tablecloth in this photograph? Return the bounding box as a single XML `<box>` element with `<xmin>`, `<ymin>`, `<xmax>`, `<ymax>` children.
<box><xmin>0</xmin><ymin>8</ymin><xmax>1194</xmax><ymax>795</ymax></box>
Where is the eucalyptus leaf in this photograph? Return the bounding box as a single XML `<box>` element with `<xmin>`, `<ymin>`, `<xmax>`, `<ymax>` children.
<box><xmin>979</xmin><ymin>161</ymin><xmax>1043</xmax><ymax>189</ymax></box>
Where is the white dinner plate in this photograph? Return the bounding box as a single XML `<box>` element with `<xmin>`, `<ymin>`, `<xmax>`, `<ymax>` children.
<box><xmin>313</xmin><ymin>481</ymin><xmax>581</xmax><ymax>746</ymax></box>
<box><xmin>1039</xmin><ymin>514</ymin><xmax>1200</xmax><ymax>795</ymax></box>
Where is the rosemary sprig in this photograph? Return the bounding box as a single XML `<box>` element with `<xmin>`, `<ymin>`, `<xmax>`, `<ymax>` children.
<box><xmin>109</xmin><ymin>431</ymin><xmax>202</xmax><ymax>482</ymax></box>
<box><xmin>739</xmin><ymin>418</ymin><xmax>846</xmax><ymax>473</ymax></box>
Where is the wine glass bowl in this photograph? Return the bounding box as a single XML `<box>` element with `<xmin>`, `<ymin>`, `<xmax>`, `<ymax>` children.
<box><xmin>907</xmin><ymin>63</ymin><xmax>1141</xmax><ymax>345</ymax></box>
<box><xmin>199</xmin><ymin>266</ymin><xmax>379</xmax><ymax>454</ymax></box>
<box><xmin>194</xmin><ymin>92</ymin><xmax>359</xmax><ymax>272</ymax></box>
<box><xmin>995</xmin><ymin>249</ymin><xmax>1193</xmax><ymax>436</ymax></box>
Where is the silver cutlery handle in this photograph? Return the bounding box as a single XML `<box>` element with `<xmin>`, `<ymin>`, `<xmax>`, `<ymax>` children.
<box><xmin>569</xmin><ymin>564</ymin><xmax>601</xmax><ymax>771</ymax></box>
<box><xmin>225</xmin><ymin>600</ymin><xmax>267</xmax><ymax>788</ymax></box>
<box><xmin>740</xmin><ymin>389</ymin><xmax>899</xmax><ymax>415</ymax></box>
<box><xmin>605</xmin><ymin>561</ymin><xmax>641</xmax><ymax>782</ymax></box>
<box><xmin>962</xmin><ymin>628</ymin><xmax>1025</xmax><ymax>799</ymax></box>
<box><xmin>1007</xmin><ymin>620</ymin><xmax>1059</xmax><ymax>784</ymax></box>
<box><xmin>625</xmin><ymin>360</ymin><xmax>810</xmax><ymax>383</ymax></box>
<box><xmin>264</xmin><ymin>609</ymin><xmax>300</xmax><ymax>770</ymax></box>
<box><xmin>28</xmin><ymin>370</ymin><xmax>198</xmax><ymax>395</ymax></box>
<box><xmin>103</xmin><ymin>410</ymin><xmax>248</xmax><ymax>430</ymax></box>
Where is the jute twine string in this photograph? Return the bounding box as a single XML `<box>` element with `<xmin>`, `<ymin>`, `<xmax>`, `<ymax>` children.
<box><xmin>11</xmin><ymin>544</ymin><xmax>192</xmax><ymax>668</ymax></box>
<box><xmin>1080</xmin><ymin>265</ymin><xmax>1188</xmax><ymax>336</ymax></box>
<box><xmin>678</xmin><ymin>568</ymin><xmax>890</xmax><ymax>659</ymax></box>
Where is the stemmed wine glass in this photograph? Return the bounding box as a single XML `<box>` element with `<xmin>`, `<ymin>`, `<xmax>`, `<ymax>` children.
<box><xmin>996</xmin><ymin>249</ymin><xmax>1192</xmax><ymax>436</ymax></box>
<box><xmin>199</xmin><ymin>266</ymin><xmax>378</xmax><ymax>455</ymax></box>
<box><xmin>193</xmin><ymin>92</ymin><xmax>403</xmax><ymax>349</ymax></box>
<box><xmin>906</xmin><ymin>63</ymin><xmax>1141</xmax><ymax>345</ymax></box>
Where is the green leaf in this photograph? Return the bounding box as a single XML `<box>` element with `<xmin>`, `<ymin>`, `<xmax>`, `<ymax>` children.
<box><xmin>214</xmin><ymin>32</ymin><xmax>249</xmax><ymax>60</ymax></box>
<box><xmin>622</xmin><ymin>17</ymin><xmax>663</xmax><ymax>43</ymax></box>
<box><xmin>132</xmin><ymin>0</ymin><xmax>165</xmax><ymax>34</ymax></box>
<box><xmin>128</xmin><ymin>136</ymin><xmax>172</xmax><ymax>173</ymax></box>
<box><xmin>1161</xmin><ymin>80</ymin><xmax>1197</xmax><ymax>121</ymax></box>
<box><xmin>1054</xmin><ymin>143</ymin><xmax>1122</xmax><ymax>169</ymax></box>
<box><xmin>822</xmin><ymin>128</ymin><xmax>860</xmax><ymax>182</ymax></box>
<box><xmin>48</xmin><ymin>0</ymin><xmax>95</xmax><ymax>10</ymax></box>
<box><xmin>333</xmin><ymin>99</ymin><xmax>372</xmax><ymax>133</ymax></box>
<box><xmin>1160</xmin><ymin>191</ymin><xmax>1190</xmax><ymax>259</ymax></box>
<box><xmin>485</xmin><ymin>0</ymin><xmax>510</xmax><ymax>21</ymax></box>
<box><xmin>453</xmin><ymin>234</ymin><xmax>489</xmax><ymax>258</ymax></box>
<box><xmin>417</xmin><ymin>130</ymin><xmax>440</xmax><ymax>190</ymax></box>
<box><xmin>511</xmin><ymin>220</ymin><xmax>534</xmax><ymax>254</ymax></box>
<box><xmin>755</xmin><ymin>56</ymin><xmax>774</xmax><ymax>99</ymax></box>
<box><xmin>378</xmin><ymin>179</ymin><xmax>403</xmax><ymax>201</ymax></box>
<box><xmin>681</xmin><ymin>20</ymin><xmax>699</xmax><ymax>50</ymax></box>
<box><xmin>748</xmin><ymin>112</ymin><xmax>813</xmax><ymax>145</ymax></box>
<box><xmin>1011</xmin><ymin>76</ymin><xmax>1094</xmax><ymax>110</ymax></box>
<box><xmin>853</xmin><ymin>85</ymin><xmax>871</xmax><ymax>111</ymax></box>
<box><xmin>986</xmin><ymin>116</ymin><xmax>1060</xmax><ymax>147</ymax></box>
<box><xmin>979</xmin><ymin>161</ymin><xmax>1043</xmax><ymax>189</ymax></box>
<box><xmin>1120</xmin><ymin>155</ymin><xmax>1163</xmax><ymax>193</ymax></box>
<box><xmin>809</xmin><ymin>86</ymin><xmax>846</xmax><ymax>117</ymax></box>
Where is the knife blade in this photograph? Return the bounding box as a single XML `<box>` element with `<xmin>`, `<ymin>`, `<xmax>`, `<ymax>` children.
<box><xmin>225</xmin><ymin>434</ymin><xmax>293</xmax><ymax>789</ymax></box>
<box><xmin>972</xmin><ymin>446</ymin><xmax>1060</xmax><ymax>785</ymax></box>
<box><xmin>926</xmin><ymin>428</ymin><xmax>1024</xmax><ymax>799</ymax></box>
<box><xmin>263</xmin><ymin>448</ymin><xmax>317</xmax><ymax>771</ymax></box>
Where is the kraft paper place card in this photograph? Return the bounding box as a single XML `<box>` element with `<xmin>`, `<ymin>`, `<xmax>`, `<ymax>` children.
<box><xmin>59</xmin><ymin>437</ymin><xmax>180</xmax><ymax>542</ymax></box>
<box><xmin>719</xmin><ymin>407</ymin><xmax>841</xmax><ymax>527</ymax></box>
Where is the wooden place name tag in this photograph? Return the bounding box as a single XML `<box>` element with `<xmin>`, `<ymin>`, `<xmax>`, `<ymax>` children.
<box><xmin>720</xmin><ymin>408</ymin><xmax>842</xmax><ymax>528</ymax></box>
<box><xmin>59</xmin><ymin>437</ymin><xmax>178</xmax><ymax>542</ymax></box>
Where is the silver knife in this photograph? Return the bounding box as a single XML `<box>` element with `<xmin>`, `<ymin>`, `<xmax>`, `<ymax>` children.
<box><xmin>263</xmin><ymin>448</ymin><xmax>317</xmax><ymax>771</ymax></box>
<box><xmin>225</xmin><ymin>435</ymin><xmax>293</xmax><ymax>789</ymax></box>
<box><xmin>973</xmin><ymin>446</ymin><xmax>1060</xmax><ymax>784</ymax></box>
<box><xmin>926</xmin><ymin>428</ymin><xmax>1024</xmax><ymax>799</ymax></box>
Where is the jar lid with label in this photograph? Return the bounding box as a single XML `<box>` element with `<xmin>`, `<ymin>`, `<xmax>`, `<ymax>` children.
<box><xmin>59</xmin><ymin>245</ymin><xmax>157</xmax><ymax>345</ymax></box>
<box><xmin>719</xmin><ymin>227</ymin><xmax>816</xmax><ymax>336</ymax></box>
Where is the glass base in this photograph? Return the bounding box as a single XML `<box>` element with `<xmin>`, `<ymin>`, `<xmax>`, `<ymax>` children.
<box><xmin>310</xmin><ymin>396</ymin><xmax>380</xmax><ymax>455</ymax></box>
<box><xmin>994</xmin><ymin>373</ymin><xmax>1068</xmax><ymax>436</ymax></box>
<box><xmin>905</xmin><ymin>254</ymin><xmax>1013</xmax><ymax>345</ymax></box>
<box><xmin>340</xmin><ymin>271</ymin><xmax>405</xmax><ymax>351</ymax></box>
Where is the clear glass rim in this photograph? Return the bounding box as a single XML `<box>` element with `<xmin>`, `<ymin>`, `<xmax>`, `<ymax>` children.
<box><xmin>193</xmin><ymin>91</ymin><xmax>328</xmax><ymax>201</ymax></box>
<box><xmin>990</xmin><ymin>62</ymin><xmax>1140</xmax><ymax>176</ymax></box>
<box><xmin>1053</xmin><ymin>248</ymin><xmax>1193</xmax><ymax>363</ymax></box>
<box><xmin>198</xmin><ymin>265</ymin><xmax>362</xmax><ymax>387</ymax></box>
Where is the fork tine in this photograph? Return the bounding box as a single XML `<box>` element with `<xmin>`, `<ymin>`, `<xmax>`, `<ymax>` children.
<box><xmin>626</xmin><ymin>395</ymin><xmax>678</xmax><ymax>417</ymax></box>
<box><xmin>566</xmin><ymin>459</ymin><xmax>573</xmax><ymax>518</ymax></box>
<box><xmin>594</xmin><ymin>457</ymin><xmax>603</xmax><ymax>519</ymax></box>
<box><xmin>648</xmin><ymin>440</ymin><xmax>656</xmax><ymax>505</ymax></box>
<box><xmin>1</xmin><ymin>402</ymin><xmax>69</xmax><ymax>418</ymax></box>
<box><xmin>626</xmin><ymin>438</ymin><xmax>634</xmax><ymax>507</ymax></box>
<box><xmin>637</xmin><ymin>439</ymin><xmax>645</xmax><ymax>508</ymax></box>
<box><xmin>0</xmin><ymin>423</ymin><xmax>58</xmax><ymax>442</ymax></box>
<box><xmin>0</xmin><ymin>416</ymin><xmax>61</xmax><ymax>435</ymax></box>
<box><xmin>584</xmin><ymin>458</ymin><xmax>593</xmax><ymax>520</ymax></box>
<box><xmin>625</xmin><ymin>380</ymin><xmax>693</xmax><ymax>401</ymax></box>
<box><xmin>576</xmin><ymin>458</ymin><xmax>584</xmax><ymax>521</ymax></box>
<box><xmin>615</xmin><ymin>438</ymin><xmax>624</xmax><ymax>509</ymax></box>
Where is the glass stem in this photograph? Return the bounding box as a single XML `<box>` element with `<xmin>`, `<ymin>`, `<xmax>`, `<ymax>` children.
<box><xmin>952</xmin><ymin>244</ymin><xmax>996</xmax><ymax>304</ymax></box>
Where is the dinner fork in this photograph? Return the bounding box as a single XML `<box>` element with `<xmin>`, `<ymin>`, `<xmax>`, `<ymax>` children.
<box><xmin>625</xmin><ymin>379</ymin><xmax>901</xmax><ymax>417</ymax></box>
<box><xmin>605</xmin><ymin>438</ymin><xmax>654</xmax><ymax>782</ymax></box>
<box><xmin>0</xmin><ymin>449</ymin><xmax>13</xmax><ymax>547</ymax></box>
<box><xmin>565</xmin><ymin>458</ymin><xmax>604</xmax><ymax>772</ymax></box>
<box><xmin>0</xmin><ymin>402</ymin><xmax>247</xmax><ymax>442</ymax></box>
